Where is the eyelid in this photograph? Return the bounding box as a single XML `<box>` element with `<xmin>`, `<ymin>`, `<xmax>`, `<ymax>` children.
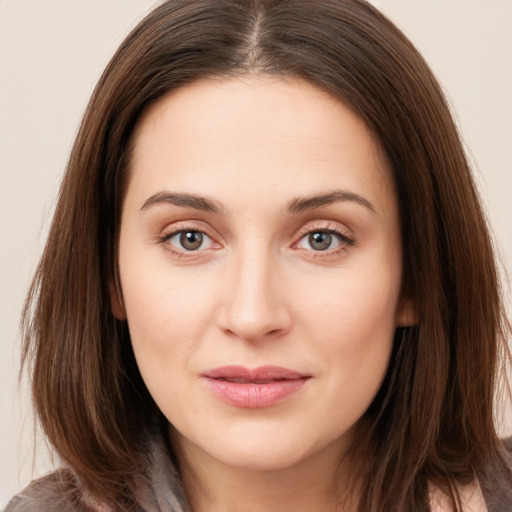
<box><xmin>295</xmin><ymin>220</ymin><xmax>353</xmax><ymax>240</ymax></box>
<box><xmin>292</xmin><ymin>221</ymin><xmax>355</xmax><ymax>253</ymax></box>
<box><xmin>157</xmin><ymin>221</ymin><xmax>222</xmax><ymax>255</ymax></box>
<box><xmin>155</xmin><ymin>219</ymin><xmax>354</xmax><ymax>259</ymax></box>
<box><xmin>165</xmin><ymin>230</ymin><xmax>215</xmax><ymax>251</ymax></box>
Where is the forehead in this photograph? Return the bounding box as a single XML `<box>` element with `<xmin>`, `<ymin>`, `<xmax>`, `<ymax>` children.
<box><xmin>127</xmin><ymin>76</ymin><xmax>395</xmax><ymax>214</ymax></box>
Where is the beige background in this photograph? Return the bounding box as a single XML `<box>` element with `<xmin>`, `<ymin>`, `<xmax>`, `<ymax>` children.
<box><xmin>1</xmin><ymin>0</ymin><xmax>511</xmax><ymax>506</ymax></box>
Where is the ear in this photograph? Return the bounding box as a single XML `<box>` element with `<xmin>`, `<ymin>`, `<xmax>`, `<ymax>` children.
<box><xmin>395</xmin><ymin>295</ymin><xmax>418</xmax><ymax>327</ymax></box>
<box><xmin>109</xmin><ymin>281</ymin><xmax>127</xmax><ymax>320</ymax></box>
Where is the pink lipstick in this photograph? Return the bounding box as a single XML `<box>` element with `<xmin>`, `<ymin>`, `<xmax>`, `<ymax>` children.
<box><xmin>202</xmin><ymin>365</ymin><xmax>310</xmax><ymax>408</ymax></box>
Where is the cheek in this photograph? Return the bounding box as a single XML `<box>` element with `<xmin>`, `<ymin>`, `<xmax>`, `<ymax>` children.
<box><xmin>121</xmin><ymin>269</ymin><xmax>218</xmax><ymax>420</ymax></box>
<box><xmin>296</xmin><ymin>265</ymin><xmax>400</xmax><ymax>395</ymax></box>
<box><xmin>299</xmin><ymin>264</ymin><xmax>401</xmax><ymax>339</ymax></box>
<box><xmin>119</xmin><ymin>257</ymin><xmax>219</xmax><ymax>377</ymax></box>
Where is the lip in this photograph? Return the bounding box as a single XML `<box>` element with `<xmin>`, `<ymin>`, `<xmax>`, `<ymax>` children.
<box><xmin>201</xmin><ymin>365</ymin><xmax>311</xmax><ymax>408</ymax></box>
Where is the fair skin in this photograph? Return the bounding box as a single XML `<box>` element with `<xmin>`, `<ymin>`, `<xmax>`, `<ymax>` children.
<box><xmin>114</xmin><ymin>76</ymin><xmax>416</xmax><ymax>511</ymax></box>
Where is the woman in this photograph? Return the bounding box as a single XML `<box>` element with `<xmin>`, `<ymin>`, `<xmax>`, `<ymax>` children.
<box><xmin>5</xmin><ymin>0</ymin><xmax>512</xmax><ymax>511</ymax></box>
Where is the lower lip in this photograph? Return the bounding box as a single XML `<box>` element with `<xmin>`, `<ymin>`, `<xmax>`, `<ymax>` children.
<box><xmin>204</xmin><ymin>378</ymin><xmax>309</xmax><ymax>408</ymax></box>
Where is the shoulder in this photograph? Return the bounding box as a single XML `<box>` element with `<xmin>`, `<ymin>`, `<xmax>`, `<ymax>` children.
<box><xmin>3</xmin><ymin>470</ymin><xmax>97</xmax><ymax>512</ymax></box>
<box><xmin>429</xmin><ymin>481</ymin><xmax>488</xmax><ymax>512</ymax></box>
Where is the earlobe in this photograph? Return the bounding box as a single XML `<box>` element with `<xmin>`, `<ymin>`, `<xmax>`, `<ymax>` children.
<box><xmin>396</xmin><ymin>296</ymin><xmax>418</xmax><ymax>327</ymax></box>
<box><xmin>109</xmin><ymin>281</ymin><xmax>127</xmax><ymax>320</ymax></box>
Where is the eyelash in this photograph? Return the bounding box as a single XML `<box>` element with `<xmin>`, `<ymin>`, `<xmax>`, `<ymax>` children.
<box><xmin>156</xmin><ymin>222</ymin><xmax>355</xmax><ymax>258</ymax></box>
<box><xmin>157</xmin><ymin>223</ymin><xmax>219</xmax><ymax>258</ymax></box>
<box><xmin>294</xmin><ymin>224</ymin><xmax>355</xmax><ymax>256</ymax></box>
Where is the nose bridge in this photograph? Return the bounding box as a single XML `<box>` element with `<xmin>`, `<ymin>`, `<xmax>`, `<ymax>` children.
<box><xmin>219</xmin><ymin>240</ymin><xmax>290</xmax><ymax>341</ymax></box>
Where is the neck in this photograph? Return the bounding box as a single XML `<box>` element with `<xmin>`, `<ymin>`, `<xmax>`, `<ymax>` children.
<box><xmin>174</xmin><ymin>432</ymin><xmax>358</xmax><ymax>512</ymax></box>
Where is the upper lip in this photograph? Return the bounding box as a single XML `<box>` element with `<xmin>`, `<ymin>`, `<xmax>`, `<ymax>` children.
<box><xmin>202</xmin><ymin>365</ymin><xmax>310</xmax><ymax>383</ymax></box>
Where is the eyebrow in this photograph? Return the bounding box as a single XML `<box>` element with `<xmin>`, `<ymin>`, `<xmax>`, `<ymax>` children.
<box><xmin>140</xmin><ymin>192</ymin><xmax>225</xmax><ymax>214</ymax></box>
<box><xmin>287</xmin><ymin>190</ymin><xmax>376</xmax><ymax>214</ymax></box>
<box><xmin>140</xmin><ymin>189</ymin><xmax>375</xmax><ymax>216</ymax></box>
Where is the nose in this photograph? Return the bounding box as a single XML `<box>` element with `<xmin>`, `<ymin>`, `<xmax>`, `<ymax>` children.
<box><xmin>216</xmin><ymin>248</ymin><xmax>292</xmax><ymax>342</ymax></box>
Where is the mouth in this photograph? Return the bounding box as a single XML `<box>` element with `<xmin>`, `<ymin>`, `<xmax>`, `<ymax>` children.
<box><xmin>201</xmin><ymin>365</ymin><xmax>311</xmax><ymax>408</ymax></box>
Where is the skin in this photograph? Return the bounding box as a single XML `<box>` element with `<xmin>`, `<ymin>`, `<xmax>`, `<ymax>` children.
<box><xmin>114</xmin><ymin>76</ymin><xmax>417</xmax><ymax>511</ymax></box>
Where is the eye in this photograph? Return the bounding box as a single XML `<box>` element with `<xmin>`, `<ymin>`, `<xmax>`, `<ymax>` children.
<box><xmin>164</xmin><ymin>230</ymin><xmax>214</xmax><ymax>251</ymax></box>
<box><xmin>296</xmin><ymin>229</ymin><xmax>353</xmax><ymax>252</ymax></box>
<box><xmin>306</xmin><ymin>231</ymin><xmax>334</xmax><ymax>251</ymax></box>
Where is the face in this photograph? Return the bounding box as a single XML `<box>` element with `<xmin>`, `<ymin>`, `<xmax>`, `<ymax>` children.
<box><xmin>115</xmin><ymin>76</ymin><xmax>414</xmax><ymax>473</ymax></box>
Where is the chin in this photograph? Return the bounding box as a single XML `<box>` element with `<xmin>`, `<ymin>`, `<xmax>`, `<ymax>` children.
<box><xmin>209</xmin><ymin>443</ymin><xmax>314</xmax><ymax>472</ymax></box>
<box><xmin>174</xmin><ymin>418</ymin><xmax>351</xmax><ymax>474</ymax></box>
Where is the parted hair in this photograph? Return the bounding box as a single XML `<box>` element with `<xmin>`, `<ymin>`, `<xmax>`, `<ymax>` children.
<box><xmin>22</xmin><ymin>0</ymin><xmax>512</xmax><ymax>510</ymax></box>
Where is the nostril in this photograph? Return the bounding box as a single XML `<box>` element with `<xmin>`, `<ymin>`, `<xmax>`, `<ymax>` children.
<box><xmin>215</xmin><ymin>281</ymin><xmax>293</xmax><ymax>341</ymax></box>
<box><xmin>220</xmin><ymin>325</ymin><xmax>285</xmax><ymax>343</ymax></box>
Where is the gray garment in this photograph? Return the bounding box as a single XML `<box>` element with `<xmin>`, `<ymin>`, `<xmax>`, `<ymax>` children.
<box><xmin>3</xmin><ymin>436</ymin><xmax>189</xmax><ymax>512</ymax></box>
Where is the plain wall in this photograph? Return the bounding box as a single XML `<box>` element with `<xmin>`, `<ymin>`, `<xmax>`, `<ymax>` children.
<box><xmin>1</xmin><ymin>0</ymin><xmax>511</xmax><ymax>506</ymax></box>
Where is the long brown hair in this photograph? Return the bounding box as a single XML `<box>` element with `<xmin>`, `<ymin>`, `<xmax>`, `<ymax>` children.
<box><xmin>22</xmin><ymin>0</ymin><xmax>512</xmax><ymax>510</ymax></box>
